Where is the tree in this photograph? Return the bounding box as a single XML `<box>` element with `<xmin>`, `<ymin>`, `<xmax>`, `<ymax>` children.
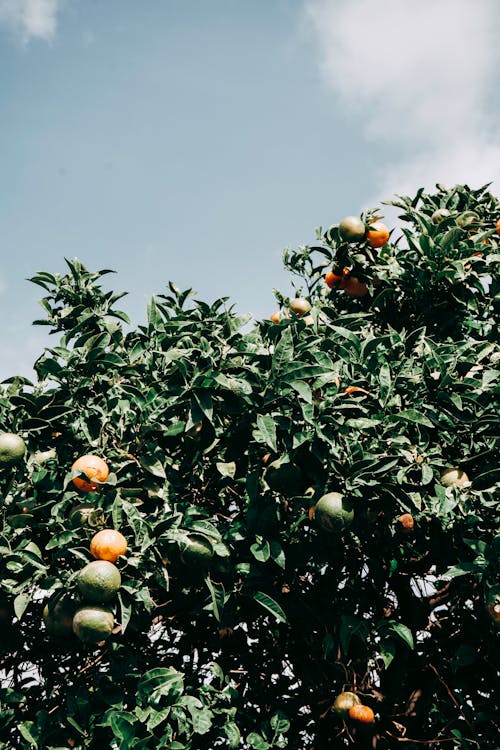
<box><xmin>0</xmin><ymin>183</ymin><xmax>498</xmax><ymax>750</ymax></box>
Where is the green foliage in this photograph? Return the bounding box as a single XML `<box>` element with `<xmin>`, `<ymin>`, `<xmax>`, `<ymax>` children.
<box><xmin>0</xmin><ymin>185</ymin><xmax>499</xmax><ymax>749</ymax></box>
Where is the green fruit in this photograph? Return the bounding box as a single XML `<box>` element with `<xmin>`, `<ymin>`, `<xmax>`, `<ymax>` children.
<box><xmin>338</xmin><ymin>216</ymin><xmax>366</xmax><ymax>243</ymax></box>
<box><xmin>69</xmin><ymin>503</ymin><xmax>105</xmax><ymax>529</ymax></box>
<box><xmin>77</xmin><ymin>560</ymin><xmax>121</xmax><ymax>603</ymax></box>
<box><xmin>440</xmin><ymin>468</ymin><xmax>469</xmax><ymax>488</ymax></box>
<box><xmin>72</xmin><ymin>605</ymin><xmax>114</xmax><ymax>644</ymax></box>
<box><xmin>0</xmin><ymin>433</ymin><xmax>26</xmax><ymax>467</ymax></box>
<box><xmin>456</xmin><ymin>211</ymin><xmax>479</xmax><ymax>229</ymax></box>
<box><xmin>265</xmin><ymin>461</ymin><xmax>306</xmax><ymax>496</ymax></box>
<box><xmin>180</xmin><ymin>534</ymin><xmax>214</xmax><ymax>568</ymax></box>
<box><xmin>431</xmin><ymin>208</ymin><xmax>450</xmax><ymax>224</ymax></box>
<box><xmin>333</xmin><ymin>691</ymin><xmax>361</xmax><ymax>717</ymax></box>
<box><xmin>43</xmin><ymin>596</ymin><xmax>76</xmax><ymax>637</ymax></box>
<box><xmin>315</xmin><ymin>492</ymin><xmax>354</xmax><ymax>532</ymax></box>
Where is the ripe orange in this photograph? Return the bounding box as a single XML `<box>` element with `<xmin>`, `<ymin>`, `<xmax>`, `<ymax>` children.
<box><xmin>325</xmin><ymin>271</ymin><xmax>343</xmax><ymax>289</ymax></box>
<box><xmin>367</xmin><ymin>221</ymin><xmax>390</xmax><ymax>248</ymax></box>
<box><xmin>338</xmin><ymin>216</ymin><xmax>366</xmax><ymax>243</ymax></box>
<box><xmin>340</xmin><ymin>276</ymin><xmax>369</xmax><ymax>297</ymax></box>
<box><xmin>72</xmin><ymin>455</ymin><xmax>109</xmax><ymax>492</ymax></box>
<box><xmin>496</xmin><ymin>218</ymin><xmax>500</xmax><ymax>236</ymax></box>
<box><xmin>90</xmin><ymin>529</ymin><xmax>127</xmax><ymax>563</ymax></box>
<box><xmin>289</xmin><ymin>298</ymin><xmax>311</xmax><ymax>317</ymax></box>
<box><xmin>270</xmin><ymin>311</ymin><xmax>282</xmax><ymax>323</ymax></box>
<box><xmin>348</xmin><ymin>704</ymin><xmax>375</xmax><ymax>724</ymax></box>
<box><xmin>397</xmin><ymin>513</ymin><xmax>415</xmax><ymax>534</ymax></box>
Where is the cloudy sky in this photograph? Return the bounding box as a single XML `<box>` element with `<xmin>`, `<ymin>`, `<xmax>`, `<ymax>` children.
<box><xmin>1</xmin><ymin>0</ymin><xmax>499</xmax><ymax>378</ymax></box>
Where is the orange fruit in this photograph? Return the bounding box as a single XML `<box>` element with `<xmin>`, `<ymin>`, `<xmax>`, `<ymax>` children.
<box><xmin>325</xmin><ymin>270</ymin><xmax>343</xmax><ymax>289</ymax></box>
<box><xmin>314</xmin><ymin>492</ymin><xmax>354</xmax><ymax>532</ymax></box>
<box><xmin>348</xmin><ymin>704</ymin><xmax>375</xmax><ymax>724</ymax></box>
<box><xmin>90</xmin><ymin>529</ymin><xmax>127</xmax><ymax>563</ymax></box>
<box><xmin>338</xmin><ymin>216</ymin><xmax>366</xmax><ymax>243</ymax></box>
<box><xmin>397</xmin><ymin>513</ymin><xmax>415</xmax><ymax>534</ymax></box>
<box><xmin>367</xmin><ymin>221</ymin><xmax>390</xmax><ymax>248</ymax></box>
<box><xmin>43</xmin><ymin>596</ymin><xmax>76</xmax><ymax>637</ymax></box>
<box><xmin>270</xmin><ymin>311</ymin><xmax>282</xmax><ymax>323</ymax></box>
<box><xmin>289</xmin><ymin>298</ymin><xmax>311</xmax><ymax>317</ymax></box>
<box><xmin>72</xmin><ymin>455</ymin><xmax>109</xmax><ymax>492</ymax></box>
<box><xmin>340</xmin><ymin>276</ymin><xmax>369</xmax><ymax>297</ymax></box>
<box><xmin>0</xmin><ymin>433</ymin><xmax>26</xmax><ymax>468</ymax></box>
<box><xmin>333</xmin><ymin>691</ymin><xmax>361</xmax><ymax>717</ymax></box>
<box><xmin>496</xmin><ymin>218</ymin><xmax>500</xmax><ymax>236</ymax></box>
<box><xmin>77</xmin><ymin>560</ymin><xmax>121</xmax><ymax>603</ymax></box>
<box><xmin>72</xmin><ymin>605</ymin><xmax>114</xmax><ymax>644</ymax></box>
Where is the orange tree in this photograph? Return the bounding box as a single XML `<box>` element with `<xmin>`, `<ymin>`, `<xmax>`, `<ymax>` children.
<box><xmin>0</xmin><ymin>183</ymin><xmax>499</xmax><ymax>749</ymax></box>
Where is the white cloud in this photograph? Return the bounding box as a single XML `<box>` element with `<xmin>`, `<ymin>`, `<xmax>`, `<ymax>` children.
<box><xmin>306</xmin><ymin>0</ymin><xmax>500</xmax><ymax>199</ymax></box>
<box><xmin>0</xmin><ymin>0</ymin><xmax>61</xmax><ymax>43</ymax></box>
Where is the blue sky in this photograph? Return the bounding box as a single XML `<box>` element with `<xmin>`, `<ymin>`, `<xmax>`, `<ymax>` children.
<box><xmin>1</xmin><ymin>0</ymin><xmax>499</xmax><ymax>378</ymax></box>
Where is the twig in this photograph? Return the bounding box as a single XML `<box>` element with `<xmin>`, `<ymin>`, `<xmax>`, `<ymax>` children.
<box><xmin>428</xmin><ymin>663</ymin><xmax>471</xmax><ymax>729</ymax></box>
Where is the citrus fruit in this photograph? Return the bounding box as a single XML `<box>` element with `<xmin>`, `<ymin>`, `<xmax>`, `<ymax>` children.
<box><xmin>72</xmin><ymin>605</ymin><xmax>114</xmax><ymax>644</ymax></box>
<box><xmin>289</xmin><ymin>298</ymin><xmax>311</xmax><ymax>317</ymax></box>
<box><xmin>325</xmin><ymin>271</ymin><xmax>343</xmax><ymax>289</ymax></box>
<box><xmin>0</xmin><ymin>433</ymin><xmax>26</xmax><ymax>468</ymax></box>
<box><xmin>265</xmin><ymin>460</ymin><xmax>306</xmax><ymax>495</ymax></box>
<box><xmin>314</xmin><ymin>492</ymin><xmax>354</xmax><ymax>532</ymax></box>
<box><xmin>180</xmin><ymin>533</ymin><xmax>214</xmax><ymax>568</ymax></box>
<box><xmin>348</xmin><ymin>704</ymin><xmax>375</xmax><ymax>724</ymax></box>
<box><xmin>496</xmin><ymin>218</ymin><xmax>500</xmax><ymax>236</ymax></box>
<box><xmin>431</xmin><ymin>208</ymin><xmax>450</xmax><ymax>224</ymax></box>
<box><xmin>77</xmin><ymin>560</ymin><xmax>121</xmax><ymax>603</ymax></box>
<box><xmin>69</xmin><ymin>503</ymin><xmax>105</xmax><ymax>529</ymax></box>
<box><xmin>43</xmin><ymin>596</ymin><xmax>76</xmax><ymax>637</ymax></box>
<box><xmin>440</xmin><ymin>468</ymin><xmax>469</xmax><ymax>488</ymax></box>
<box><xmin>456</xmin><ymin>211</ymin><xmax>479</xmax><ymax>229</ymax></box>
<box><xmin>72</xmin><ymin>454</ymin><xmax>109</xmax><ymax>492</ymax></box>
<box><xmin>397</xmin><ymin>513</ymin><xmax>415</xmax><ymax>534</ymax></box>
<box><xmin>340</xmin><ymin>276</ymin><xmax>369</xmax><ymax>297</ymax></box>
<box><xmin>333</xmin><ymin>691</ymin><xmax>361</xmax><ymax>717</ymax></box>
<box><xmin>90</xmin><ymin>529</ymin><xmax>127</xmax><ymax>563</ymax></box>
<box><xmin>270</xmin><ymin>311</ymin><xmax>283</xmax><ymax>323</ymax></box>
<box><xmin>367</xmin><ymin>221</ymin><xmax>390</xmax><ymax>248</ymax></box>
<box><xmin>338</xmin><ymin>216</ymin><xmax>366</xmax><ymax>243</ymax></box>
<box><xmin>302</xmin><ymin>315</ymin><xmax>314</xmax><ymax>326</ymax></box>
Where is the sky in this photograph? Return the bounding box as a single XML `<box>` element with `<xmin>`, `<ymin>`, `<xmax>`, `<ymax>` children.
<box><xmin>1</xmin><ymin>0</ymin><xmax>499</xmax><ymax>379</ymax></box>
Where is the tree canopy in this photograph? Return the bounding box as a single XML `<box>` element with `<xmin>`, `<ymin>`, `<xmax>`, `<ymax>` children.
<box><xmin>0</xmin><ymin>183</ymin><xmax>499</xmax><ymax>749</ymax></box>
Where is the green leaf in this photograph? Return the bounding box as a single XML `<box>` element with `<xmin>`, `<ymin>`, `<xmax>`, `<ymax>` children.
<box><xmin>14</xmin><ymin>592</ymin><xmax>31</xmax><ymax>620</ymax></box>
<box><xmin>394</xmin><ymin>409</ymin><xmax>434</xmax><ymax>428</ymax></box>
<box><xmin>253</xmin><ymin>591</ymin><xmax>287</xmax><ymax>623</ymax></box>
<box><xmin>225</xmin><ymin>721</ymin><xmax>241</xmax><ymax>748</ymax></box>
<box><xmin>388</xmin><ymin>622</ymin><xmax>414</xmax><ymax>650</ymax></box>
<box><xmin>247</xmin><ymin>732</ymin><xmax>271</xmax><ymax>750</ymax></box>
<box><xmin>254</xmin><ymin>414</ymin><xmax>277</xmax><ymax>452</ymax></box>
<box><xmin>216</xmin><ymin>461</ymin><xmax>236</xmax><ymax>479</ymax></box>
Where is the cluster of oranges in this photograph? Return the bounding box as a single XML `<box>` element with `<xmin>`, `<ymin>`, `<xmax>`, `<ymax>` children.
<box><xmin>324</xmin><ymin>215</ymin><xmax>390</xmax><ymax>298</ymax></box>
<box><xmin>44</xmin><ymin>454</ymin><xmax>128</xmax><ymax>644</ymax></box>
<box><xmin>333</xmin><ymin>691</ymin><xmax>375</xmax><ymax>725</ymax></box>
